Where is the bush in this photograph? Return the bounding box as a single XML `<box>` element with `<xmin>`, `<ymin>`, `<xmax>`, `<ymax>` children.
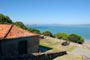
<box><xmin>42</xmin><ymin>31</ymin><xmax>53</xmax><ymax>37</ymax></box>
<box><xmin>0</xmin><ymin>14</ymin><xmax>12</xmax><ymax>24</ymax></box>
<box><xmin>31</xmin><ymin>29</ymin><xmax>41</xmax><ymax>34</ymax></box>
<box><xmin>68</xmin><ymin>34</ymin><xmax>84</xmax><ymax>44</ymax></box>
<box><xmin>0</xmin><ymin>13</ymin><xmax>41</xmax><ymax>34</ymax></box>
<box><xmin>14</xmin><ymin>21</ymin><xmax>26</xmax><ymax>29</ymax></box>
<box><xmin>14</xmin><ymin>21</ymin><xmax>41</xmax><ymax>34</ymax></box>
<box><xmin>55</xmin><ymin>32</ymin><xmax>68</xmax><ymax>40</ymax></box>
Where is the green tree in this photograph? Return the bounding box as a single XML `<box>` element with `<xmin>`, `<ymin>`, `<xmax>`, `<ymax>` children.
<box><xmin>31</xmin><ymin>29</ymin><xmax>41</xmax><ymax>34</ymax></box>
<box><xmin>42</xmin><ymin>31</ymin><xmax>53</xmax><ymax>37</ymax></box>
<box><xmin>4</xmin><ymin>16</ymin><xmax>12</xmax><ymax>23</ymax></box>
<box><xmin>14</xmin><ymin>21</ymin><xmax>40</xmax><ymax>34</ymax></box>
<box><xmin>55</xmin><ymin>32</ymin><xmax>68</xmax><ymax>40</ymax></box>
<box><xmin>26</xmin><ymin>28</ymin><xmax>32</xmax><ymax>32</ymax></box>
<box><xmin>14</xmin><ymin>21</ymin><xmax>26</xmax><ymax>28</ymax></box>
<box><xmin>0</xmin><ymin>14</ymin><xmax>5</xmax><ymax>24</ymax></box>
<box><xmin>0</xmin><ymin>14</ymin><xmax>12</xmax><ymax>24</ymax></box>
<box><xmin>14</xmin><ymin>21</ymin><xmax>33</xmax><ymax>32</ymax></box>
<box><xmin>68</xmin><ymin>34</ymin><xmax>84</xmax><ymax>44</ymax></box>
<box><xmin>0</xmin><ymin>13</ymin><xmax>41</xmax><ymax>34</ymax></box>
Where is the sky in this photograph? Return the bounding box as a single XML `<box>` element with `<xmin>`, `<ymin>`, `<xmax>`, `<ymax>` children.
<box><xmin>0</xmin><ymin>0</ymin><xmax>90</xmax><ymax>24</ymax></box>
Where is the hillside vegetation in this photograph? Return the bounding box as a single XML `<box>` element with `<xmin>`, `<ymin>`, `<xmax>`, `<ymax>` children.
<box><xmin>40</xmin><ymin>37</ymin><xmax>84</xmax><ymax>60</ymax></box>
<box><xmin>0</xmin><ymin>14</ymin><xmax>40</xmax><ymax>34</ymax></box>
<box><xmin>42</xmin><ymin>31</ymin><xmax>84</xmax><ymax>44</ymax></box>
<box><xmin>0</xmin><ymin>13</ymin><xmax>84</xmax><ymax>44</ymax></box>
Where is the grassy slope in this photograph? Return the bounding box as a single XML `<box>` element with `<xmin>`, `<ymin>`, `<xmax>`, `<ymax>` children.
<box><xmin>40</xmin><ymin>38</ymin><xmax>83</xmax><ymax>60</ymax></box>
<box><xmin>40</xmin><ymin>39</ymin><xmax>78</xmax><ymax>52</ymax></box>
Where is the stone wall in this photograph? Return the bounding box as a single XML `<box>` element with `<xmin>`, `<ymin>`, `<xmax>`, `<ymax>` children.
<box><xmin>0</xmin><ymin>36</ymin><xmax>39</xmax><ymax>57</ymax></box>
<box><xmin>0</xmin><ymin>51</ymin><xmax>67</xmax><ymax>60</ymax></box>
<box><xmin>1</xmin><ymin>39</ymin><xmax>18</xmax><ymax>56</ymax></box>
<box><xmin>27</xmin><ymin>36</ymin><xmax>39</xmax><ymax>53</ymax></box>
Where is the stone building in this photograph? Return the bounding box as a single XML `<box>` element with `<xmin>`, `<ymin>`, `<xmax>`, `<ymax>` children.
<box><xmin>0</xmin><ymin>24</ymin><xmax>40</xmax><ymax>57</ymax></box>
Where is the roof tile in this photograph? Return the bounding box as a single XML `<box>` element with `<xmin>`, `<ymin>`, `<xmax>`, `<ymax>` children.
<box><xmin>0</xmin><ymin>24</ymin><xmax>39</xmax><ymax>40</ymax></box>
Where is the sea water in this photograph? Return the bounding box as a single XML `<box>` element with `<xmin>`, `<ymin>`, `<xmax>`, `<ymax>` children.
<box><xmin>30</xmin><ymin>25</ymin><xmax>90</xmax><ymax>41</ymax></box>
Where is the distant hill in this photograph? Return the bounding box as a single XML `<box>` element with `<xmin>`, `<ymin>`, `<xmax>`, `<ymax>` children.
<box><xmin>26</xmin><ymin>24</ymin><xmax>90</xmax><ymax>27</ymax></box>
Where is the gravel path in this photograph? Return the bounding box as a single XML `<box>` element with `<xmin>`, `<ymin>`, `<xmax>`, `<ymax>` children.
<box><xmin>70</xmin><ymin>48</ymin><xmax>90</xmax><ymax>59</ymax></box>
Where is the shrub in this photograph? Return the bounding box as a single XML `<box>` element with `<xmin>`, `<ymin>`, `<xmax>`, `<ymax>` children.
<box><xmin>0</xmin><ymin>13</ymin><xmax>41</xmax><ymax>34</ymax></box>
<box><xmin>31</xmin><ymin>29</ymin><xmax>41</xmax><ymax>34</ymax></box>
<box><xmin>14</xmin><ymin>21</ymin><xmax>26</xmax><ymax>29</ymax></box>
<box><xmin>68</xmin><ymin>34</ymin><xmax>84</xmax><ymax>44</ymax></box>
<box><xmin>55</xmin><ymin>32</ymin><xmax>68</xmax><ymax>40</ymax></box>
<box><xmin>0</xmin><ymin>14</ymin><xmax>12</xmax><ymax>24</ymax></box>
<box><xmin>42</xmin><ymin>31</ymin><xmax>53</xmax><ymax>37</ymax></box>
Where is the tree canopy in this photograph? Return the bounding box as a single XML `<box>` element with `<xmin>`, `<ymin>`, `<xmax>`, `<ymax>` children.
<box><xmin>55</xmin><ymin>32</ymin><xmax>68</xmax><ymax>40</ymax></box>
<box><xmin>31</xmin><ymin>29</ymin><xmax>41</xmax><ymax>34</ymax></box>
<box><xmin>0</xmin><ymin>13</ymin><xmax>85</xmax><ymax>44</ymax></box>
<box><xmin>42</xmin><ymin>31</ymin><xmax>53</xmax><ymax>37</ymax></box>
<box><xmin>14</xmin><ymin>21</ymin><xmax>26</xmax><ymax>29</ymax></box>
<box><xmin>0</xmin><ymin>13</ymin><xmax>40</xmax><ymax>34</ymax></box>
<box><xmin>0</xmin><ymin>14</ymin><xmax>12</xmax><ymax>24</ymax></box>
<box><xmin>14</xmin><ymin>22</ymin><xmax>40</xmax><ymax>34</ymax></box>
<box><xmin>68</xmin><ymin>34</ymin><xmax>84</xmax><ymax>44</ymax></box>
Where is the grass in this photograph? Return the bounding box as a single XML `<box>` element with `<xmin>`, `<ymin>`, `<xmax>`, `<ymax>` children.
<box><xmin>40</xmin><ymin>39</ymin><xmax>60</xmax><ymax>48</ymax></box>
<box><xmin>40</xmin><ymin>38</ymin><xmax>79</xmax><ymax>60</ymax></box>
<box><xmin>40</xmin><ymin>38</ymin><xmax>78</xmax><ymax>52</ymax></box>
<box><xmin>40</xmin><ymin>38</ymin><xmax>90</xmax><ymax>60</ymax></box>
<box><xmin>67</xmin><ymin>46</ymin><xmax>78</xmax><ymax>52</ymax></box>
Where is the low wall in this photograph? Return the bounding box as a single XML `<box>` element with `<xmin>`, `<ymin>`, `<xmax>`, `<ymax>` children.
<box><xmin>0</xmin><ymin>51</ymin><xmax>67</xmax><ymax>60</ymax></box>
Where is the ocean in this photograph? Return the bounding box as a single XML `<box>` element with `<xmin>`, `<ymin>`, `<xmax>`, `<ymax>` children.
<box><xmin>29</xmin><ymin>24</ymin><xmax>90</xmax><ymax>41</ymax></box>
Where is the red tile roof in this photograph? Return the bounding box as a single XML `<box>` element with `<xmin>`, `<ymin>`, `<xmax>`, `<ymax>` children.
<box><xmin>0</xmin><ymin>24</ymin><xmax>39</xmax><ymax>40</ymax></box>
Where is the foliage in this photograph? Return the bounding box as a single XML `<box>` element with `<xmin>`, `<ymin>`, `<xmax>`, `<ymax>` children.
<box><xmin>42</xmin><ymin>31</ymin><xmax>53</xmax><ymax>37</ymax></box>
<box><xmin>0</xmin><ymin>14</ymin><xmax>12</xmax><ymax>24</ymax></box>
<box><xmin>0</xmin><ymin>13</ymin><xmax>40</xmax><ymax>34</ymax></box>
<box><xmin>0</xmin><ymin>13</ymin><xmax>85</xmax><ymax>43</ymax></box>
<box><xmin>14</xmin><ymin>21</ymin><xmax>26</xmax><ymax>29</ymax></box>
<box><xmin>14</xmin><ymin>21</ymin><xmax>40</xmax><ymax>34</ymax></box>
<box><xmin>14</xmin><ymin>21</ymin><xmax>32</xmax><ymax>31</ymax></box>
<box><xmin>68</xmin><ymin>34</ymin><xmax>84</xmax><ymax>44</ymax></box>
<box><xmin>25</xmin><ymin>28</ymin><xmax>32</xmax><ymax>32</ymax></box>
<box><xmin>31</xmin><ymin>29</ymin><xmax>41</xmax><ymax>34</ymax></box>
<box><xmin>55</xmin><ymin>32</ymin><xmax>68</xmax><ymax>40</ymax></box>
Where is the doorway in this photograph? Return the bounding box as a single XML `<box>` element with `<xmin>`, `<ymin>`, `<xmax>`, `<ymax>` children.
<box><xmin>18</xmin><ymin>40</ymin><xmax>27</xmax><ymax>55</ymax></box>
